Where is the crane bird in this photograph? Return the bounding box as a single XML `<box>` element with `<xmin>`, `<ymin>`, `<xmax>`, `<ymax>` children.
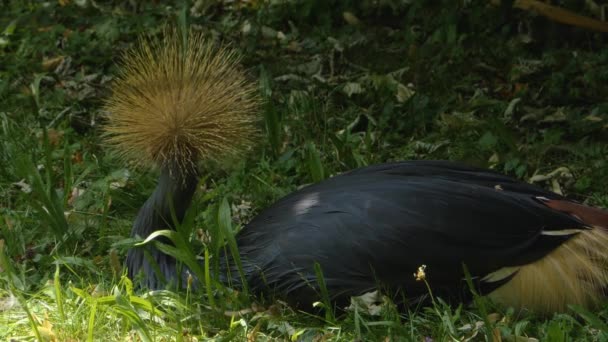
<box><xmin>104</xmin><ymin>29</ymin><xmax>608</xmax><ymax>313</ymax></box>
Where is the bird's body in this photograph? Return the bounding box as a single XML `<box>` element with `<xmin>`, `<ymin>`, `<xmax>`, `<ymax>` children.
<box><xmin>105</xmin><ymin>29</ymin><xmax>608</xmax><ymax>313</ymax></box>
<box><xmin>232</xmin><ymin>161</ymin><xmax>608</xmax><ymax>311</ymax></box>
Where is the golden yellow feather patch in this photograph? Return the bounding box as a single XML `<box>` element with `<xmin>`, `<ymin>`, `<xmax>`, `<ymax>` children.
<box><xmin>103</xmin><ymin>29</ymin><xmax>260</xmax><ymax>173</ymax></box>
<box><xmin>488</xmin><ymin>227</ymin><xmax>608</xmax><ymax>313</ymax></box>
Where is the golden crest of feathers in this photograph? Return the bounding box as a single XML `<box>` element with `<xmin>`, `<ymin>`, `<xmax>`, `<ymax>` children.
<box><xmin>103</xmin><ymin>29</ymin><xmax>260</xmax><ymax>173</ymax></box>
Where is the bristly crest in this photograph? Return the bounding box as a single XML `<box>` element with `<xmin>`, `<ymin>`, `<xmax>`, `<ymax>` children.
<box><xmin>103</xmin><ymin>29</ymin><xmax>260</xmax><ymax>174</ymax></box>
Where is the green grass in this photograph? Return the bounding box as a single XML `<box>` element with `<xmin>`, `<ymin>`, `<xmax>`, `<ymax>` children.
<box><xmin>1</xmin><ymin>0</ymin><xmax>608</xmax><ymax>340</ymax></box>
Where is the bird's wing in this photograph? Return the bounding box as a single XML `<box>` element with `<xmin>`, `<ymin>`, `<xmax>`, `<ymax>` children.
<box><xmin>236</xmin><ymin>161</ymin><xmax>585</xmax><ymax>305</ymax></box>
<box><xmin>345</xmin><ymin>160</ymin><xmax>566</xmax><ymax>198</ymax></box>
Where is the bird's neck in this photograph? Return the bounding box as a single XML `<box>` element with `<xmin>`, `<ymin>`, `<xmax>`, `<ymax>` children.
<box><xmin>131</xmin><ymin>166</ymin><xmax>199</xmax><ymax>238</ymax></box>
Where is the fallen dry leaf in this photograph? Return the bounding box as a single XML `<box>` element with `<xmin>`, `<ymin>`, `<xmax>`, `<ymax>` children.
<box><xmin>343</xmin><ymin>11</ymin><xmax>361</xmax><ymax>25</ymax></box>
<box><xmin>42</xmin><ymin>56</ymin><xmax>65</xmax><ymax>71</ymax></box>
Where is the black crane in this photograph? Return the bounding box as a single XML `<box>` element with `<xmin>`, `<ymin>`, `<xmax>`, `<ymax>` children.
<box><xmin>126</xmin><ymin>160</ymin><xmax>608</xmax><ymax>313</ymax></box>
<box><xmin>104</xmin><ymin>30</ymin><xmax>608</xmax><ymax>313</ymax></box>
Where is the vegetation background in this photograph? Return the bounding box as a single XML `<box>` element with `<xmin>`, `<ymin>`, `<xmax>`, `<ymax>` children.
<box><xmin>1</xmin><ymin>0</ymin><xmax>607</xmax><ymax>340</ymax></box>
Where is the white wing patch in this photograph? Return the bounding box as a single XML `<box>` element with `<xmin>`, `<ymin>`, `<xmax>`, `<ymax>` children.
<box><xmin>293</xmin><ymin>192</ymin><xmax>320</xmax><ymax>215</ymax></box>
<box><xmin>482</xmin><ymin>266</ymin><xmax>520</xmax><ymax>283</ymax></box>
<box><xmin>540</xmin><ymin>229</ymin><xmax>585</xmax><ymax>236</ymax></box>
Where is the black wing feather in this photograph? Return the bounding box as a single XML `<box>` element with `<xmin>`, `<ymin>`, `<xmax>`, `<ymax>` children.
<box><xmin>234</xmin><ymin>161</ymin><xmax>584</xmax><ymax>307</ymax></box>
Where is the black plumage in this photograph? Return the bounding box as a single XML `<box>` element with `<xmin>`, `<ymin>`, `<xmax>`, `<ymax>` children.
<box><xmin>233</xmin><ymin>161</ymin><xmax>583</xmax><ymax>307</ymax></box>
<box><xmin>112</xmin><ymin>30</ymin><xmax>608</xmax><ymax>313</ymax></box>
<box><xmin>128</xmin><ymin>160</ymin><xmax>599</xmax><ymax>310</ymax></box>
<box><xmin>126</xmin><ymin>167</ymin><xmax>198</xmax><ymax>289</ymax></box>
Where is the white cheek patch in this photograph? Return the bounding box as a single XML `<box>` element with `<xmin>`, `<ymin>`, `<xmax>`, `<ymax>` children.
<box><xmin>293</xmin><ymin>192</ymin><xmax>320</xmax><ymax>215</ymax></box>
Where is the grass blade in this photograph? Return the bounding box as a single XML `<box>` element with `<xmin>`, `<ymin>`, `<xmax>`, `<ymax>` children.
<box><xmin>218</xmin><ymin>197</ymin><xmax>249</xmax><ymax>296</ymax></box>
<box><xmin>54</xmin><ymin>264</ymin><xmax>65</xmax><ymax>322</ymax></box>
<box><xmin>306</xmin><ymin>141</ymin><xmax>325</xmax><ymax>183</ymax></box>
<box><xmin>313</xmin><ymin>262</ymin><xmax>334</xmax><ymax>323</ymax></box>
<box><xmin>0</xmin><ymin>239</ymin><xmax>42</xmax><ymax>341</ymax></box>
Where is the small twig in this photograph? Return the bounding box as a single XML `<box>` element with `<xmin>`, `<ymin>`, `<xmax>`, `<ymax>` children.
<box><xmin>492</xmin><ymin>0</ymin><xmax>608</xmax><ymax>33</ymax></box>
<box><xmin>47</xmin><ymin>107</ymin><xmax>71</xmax><ymax>129</ymax></box>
